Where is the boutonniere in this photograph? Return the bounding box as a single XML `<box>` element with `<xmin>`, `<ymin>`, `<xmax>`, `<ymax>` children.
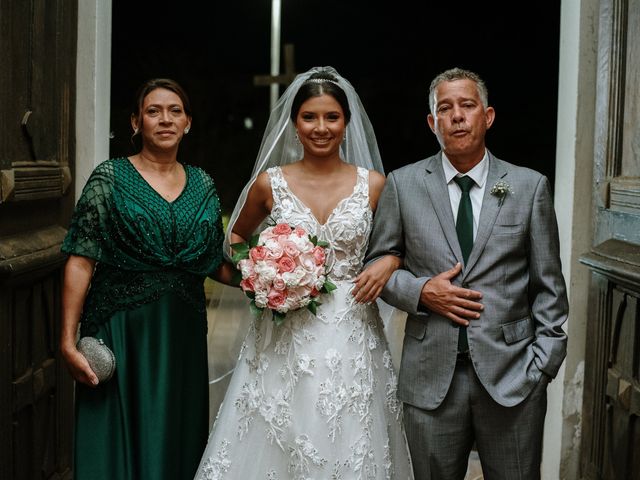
<box><xmin>490</xmin><ymin>180</ymin><xmax>513</xmax><ymax>205</ymax></box>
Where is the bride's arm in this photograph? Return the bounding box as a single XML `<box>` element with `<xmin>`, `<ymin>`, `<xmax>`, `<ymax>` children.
<box><xmin>210</xmin><ymin>172</ymin><xmax>272</xmax><ymax>286</ymax></box>
<box><xmin>351</xmin><ymin>170</ymin><xmax>404</xmax><ymax>304</ymax></box>
<box><xmin>228</xmin><ymin>172</ymin><xmax>273</xmax><ymax>242</ymax></box>
<box><xmin>353</xmin><ymin>255</ymin><xmax>403</xmax><ymax>303</ymax></box>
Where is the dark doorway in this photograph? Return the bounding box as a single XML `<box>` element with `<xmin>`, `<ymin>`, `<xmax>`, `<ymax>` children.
<box><xmin>110</xmin><ymin>2</ymin><xmax>560</xmax><ymax>215</ymax></box>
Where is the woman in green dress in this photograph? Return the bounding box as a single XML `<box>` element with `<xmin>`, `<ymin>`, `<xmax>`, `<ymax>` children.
<box><xmin>59</xmin><ymin>78</ymin><xmax>233</xmax><ymax>479</ymax></box>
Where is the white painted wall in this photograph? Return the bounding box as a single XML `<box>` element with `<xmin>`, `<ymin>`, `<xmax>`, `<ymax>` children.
<box><xmin>543</xmin><ymin>1</ymin><xmax>598</xmax><ymax>478</ymax></box>
<box><xmin>75</xmin><ymin>0</ymin><xmax>112</xmax><ymax>200</ymax></box>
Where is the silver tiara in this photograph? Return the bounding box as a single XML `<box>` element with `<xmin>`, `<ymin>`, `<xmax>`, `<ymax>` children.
<box><xmin>303</xmin><ymin>78</ymin><xmax>340</xmax><ymax>87</ymax></box>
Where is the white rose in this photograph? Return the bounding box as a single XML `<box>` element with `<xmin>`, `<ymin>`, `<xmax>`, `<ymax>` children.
<box><xmin>290</xmin><ymin>234</ymin><xmax>313</xmax><ymax>253</ymax></box>
<box><xmin>254</xmin><ymin>292</ymin><xmax>268</xmax><ymax>308</ymax></box>
<box><xmin>254</xmin><ymin>260</ymin><xmax>278</xmax><ymax>283</ymax></box>
<box><xmin>299</xmin><ymin>254</ymin><xmax>317</xmax><ymax>272</ymax></box>
<box><xmin>237</xmin><ymin>259</ymin><xmax>255</xmax><ymax>278</ymax></box>
<box><xmin>263</xmin><ymin>239</ymin><xmax>284</xmax><ymax>259</ymax></box>
<box><xmin>282</xmin><ymin>267</ymin><xmax>305</xmax><ymax>288</ymax></box>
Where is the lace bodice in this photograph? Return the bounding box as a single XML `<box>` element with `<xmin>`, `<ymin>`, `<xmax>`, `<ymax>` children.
<box><xmin>268</xmin><ymin>166</ymin><xmax>373</xmax><ymax>282</ymax></box>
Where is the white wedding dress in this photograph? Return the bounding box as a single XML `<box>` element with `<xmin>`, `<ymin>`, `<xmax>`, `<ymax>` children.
<box><xmin>195</xmin><ymin>166</ymin><xmax>414</xmax><ymax>480</ymax></box>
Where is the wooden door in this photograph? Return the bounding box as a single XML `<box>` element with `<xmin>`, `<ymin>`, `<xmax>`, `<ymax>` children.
<box><xmin>0</xmin><ymin>1</ymin><xmax>77</xmax><ymax>478</ymax></box>
<box><xmin>579</xmin><ymin>0</ymin><xmax>640</xmax><ymax>478</ymax></box>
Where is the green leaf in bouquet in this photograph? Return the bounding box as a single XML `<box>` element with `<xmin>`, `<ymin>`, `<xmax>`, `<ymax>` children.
<box><xmin>315</xmin><ymin>240</ymin><xmax>329</xmax><ymax>248</ymax></box>
<box><xmin>246</xmin><ymin>291</ymin><xmax>256</xmax><ymax>300</ymax></box>
<box><xmin>307</xmin><ymin>301</ymin><xmax>317</xmax><ymax>316</ymax></box>
<box><xmin>249</xmin><ymin>233</ymin><xmax>260</xmax><ymax>248</ymax></box>
<box><xmin>230</xmin><ymin>242</ymin><xmax>250</xmax><ymax>264</ymax></box>
<box><xmin>321</xmin><ymin>279</ymin><xmax>337</xmax><ymax>293</ymax></box>
<box><xmin>308</xmin><ymin>234</ymin><xmax>318</xmax><ymax>245</ymax></box>
<box><xmin>249</xmin><ymin>300</ymin><xmax>263</xmax><ymax>317</ymax></box>
<box><xmin>273</xmin><ymin>310</ymin><xmax>286</xmax><ymax>326</ymax></box>
<box><xmin>230</xmin><ymin>241</ymin><xmax>249</xmax><ymax>254</ymax></box>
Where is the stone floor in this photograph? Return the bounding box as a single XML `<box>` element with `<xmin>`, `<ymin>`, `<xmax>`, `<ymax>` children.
<box><xmin>465</xmin><ymin>451</ymin><xmax>484</xmax><ymax>479</ymax></box>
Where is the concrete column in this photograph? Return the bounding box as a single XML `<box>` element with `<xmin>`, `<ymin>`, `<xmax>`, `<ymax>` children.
<box><xmin>75</xmin><ymin>0</ymin><xmax>112</xmax><ymax>200</ymax></box>
<box><xmin>544</xmin><ymin>1</ymin><xmax>598</xmax><ymax>478</ymax></box>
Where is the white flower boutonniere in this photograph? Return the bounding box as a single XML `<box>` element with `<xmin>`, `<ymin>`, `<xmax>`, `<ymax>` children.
<box><xmin>490</xmin><ymin>180</ymin><xmax>513</xmax><ymax>205</ymax></box>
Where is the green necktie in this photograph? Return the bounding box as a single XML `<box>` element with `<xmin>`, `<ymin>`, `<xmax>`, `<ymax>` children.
<box><xmin>454</xmin><ymin>175</ymin><xmax>474</xmax><ymax>353</ymax></box>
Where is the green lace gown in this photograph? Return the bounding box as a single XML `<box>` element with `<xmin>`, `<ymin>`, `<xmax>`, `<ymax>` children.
<box><xmin>61</xmin><ymin>157</ymin><xmax>224</xmax><ymax>480</ymax></box>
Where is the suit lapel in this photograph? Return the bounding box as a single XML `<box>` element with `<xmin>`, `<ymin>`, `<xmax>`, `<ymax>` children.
<box><xmin>422</xmin><ymin>154</ymin><xmax>463</xmax><ymax>263</ymax></box>
<box><xmin>463</xmin><ymin>154</ymin><xmax>508</xmax><ymax>278</ymax></box>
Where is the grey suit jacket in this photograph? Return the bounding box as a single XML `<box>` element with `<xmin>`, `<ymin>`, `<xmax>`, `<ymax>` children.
<box><xmin>366</xmin><ymin>151</ymin><xmax>568</xmax><ymax>409</ymax></box>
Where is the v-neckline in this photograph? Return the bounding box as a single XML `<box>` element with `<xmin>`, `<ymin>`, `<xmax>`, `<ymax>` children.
<box><xmin>277</xmin><ymin>166</ymin><xmax>361</xmax><ymax>227</ymax></box>
<box><xmin>125</xmin><ymin>157</ymin><xmax>189</xmax><ymax>205</ymax></box>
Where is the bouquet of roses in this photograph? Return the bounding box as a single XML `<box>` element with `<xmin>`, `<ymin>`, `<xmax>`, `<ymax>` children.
<box><xmin>231</xmin><ymin>222</ymin><xmax>336</xmax><ymax>325</ymax></box>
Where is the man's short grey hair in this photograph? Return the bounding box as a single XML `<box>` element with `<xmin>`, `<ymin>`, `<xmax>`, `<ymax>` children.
<box><xmin>428</xmin><ymin>68</ymin><xmax>489</xmax><ymax>115</ymax></box>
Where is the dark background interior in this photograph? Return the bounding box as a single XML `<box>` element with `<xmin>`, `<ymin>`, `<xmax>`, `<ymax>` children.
<box><xmin>110</xmin><ymin>1</ymin><xmax>561</xmax><ymax>214</ymax></box>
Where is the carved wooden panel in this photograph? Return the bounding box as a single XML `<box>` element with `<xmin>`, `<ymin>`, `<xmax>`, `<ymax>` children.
<box><xmin>0</xmin><ymin>265</ymin><xmax>74</xmax><ymax>479</ymax></box>
<box><xmin>581</xmin><ymin>240</ymin><xmax>640</xmax><ymax>480</ymax></box>
<box><xmin>583</xmin><ymin>0</ymin><xmax>640</xmax><ymax>474</ymax></box>
<box><xmin>621</xmin><ymin>0</ymin><xmax>640</xmax><ymax>177</ymax></box>
<box><xmin>0</xmin><ymin>0</ymin><xmax>77</xmax><ymax>478</ymax></box>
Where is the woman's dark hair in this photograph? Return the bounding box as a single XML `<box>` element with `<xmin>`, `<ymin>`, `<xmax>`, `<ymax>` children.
<box><xmin>290</xmin><ymin>72</ymin><xmax>351</xmax><ymax>124</ymax></box>
<box><xmin>132</xmin><ymin>78</ymin><xmax>192</xmax><ymax>125</ymax></box>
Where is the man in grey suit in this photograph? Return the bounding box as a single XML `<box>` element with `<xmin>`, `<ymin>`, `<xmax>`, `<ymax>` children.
<box><xmin>365</xmin><ymin>68</ymin><xmax>568</xmax><ymax>479</ymax></box>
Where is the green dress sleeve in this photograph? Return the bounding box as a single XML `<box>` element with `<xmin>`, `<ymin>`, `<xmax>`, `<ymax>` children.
<box><xmin>61</xmin><ymin>160</ymin><xmax>115</xmax><ymax>261</ymax></box>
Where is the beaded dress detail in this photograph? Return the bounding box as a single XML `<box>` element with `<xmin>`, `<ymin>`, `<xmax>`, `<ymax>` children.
<box><xmin>195</xmin><ymin>166</ymin><xmax>414</xmax><ymax>480</ymax></box>
<box><xmin>62</xmin><ymin>157</ymin><xmax>224</xmax><ymax>335</ymax></box>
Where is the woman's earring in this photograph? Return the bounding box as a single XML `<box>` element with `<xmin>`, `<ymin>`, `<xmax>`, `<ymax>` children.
<box><xmin>133</xmin><ymin>127</ymin><xmax>140</xmax><ymax>135</ymax></box>
<box><xmin>184</xmin><ymin>127</ymin><xmax>190</xmax><ymax>134</ymax></box>
<box><xmin>295</xmin><ymin>131</ymin><xmax>301</xmax><ymax>144</ymax></box>
<box><xmin>342</xmin><ymin>131</ymin><xmax>347</xmax><ymax>143</ymax></box>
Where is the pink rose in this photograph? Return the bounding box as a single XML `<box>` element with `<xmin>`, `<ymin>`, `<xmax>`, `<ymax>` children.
<box><xmin>312</xmin><ymin>246</ymin><xmax>326</xmax><ymax>266</ymax></box>
<box><xmin>264</xmin><ymin>239</ymin><xmax>284</xmax><ymax>260</ymax></box>
<box><xmin>240</xmin><ymin>277</ymin><xmax>255</xmax><ymax>293</ymax></box>
<box><xmin>299</xmin><ymin>254</ymin><xmax>317</xmax><ymax>272</ymax></box>
<box><xmin>267</xmin><ymin>289</ymin><xmax>287</xmax><ymax>310</ymax></box>
<box><xmin>258</xmin><ymin>226</ymin><xmax>277</xmax><ymax>242</ymax></box>
<box><xmin>283</xmin><ymin>241</ymin><xmax>300</xmax><ymax>258</ymax></box>
<box><xmin>272</xmin><ymin>275</ymin><xmax>286</xmax><ymax>291</ymax></box>
<box><xmin>250</xmin><ymin>246</ymin><xmax>267</xmax><ymax>262</ymax></box>
<box><xmin>310</xmin><ymin>287</ymin><xmax>320</xmax><ymax>297</ymax></box>
<box><xmin>285</xmin><ymin>288</ymin><xmax>304</xmax><ymax>309</ymax></box>
<box><xmin>273</xmin><ymin>223</ymin><xmax>293</xmax><ymax>235</ymax></box>
<box><xmin>277</xmin><ymin>256</ymin><xmax>296</xmax><ymax>273</ymax></box>
<box><xmin>293</xmin><ymin>226</ymin><xmax>307</xmax><ymax>237</ymax></box>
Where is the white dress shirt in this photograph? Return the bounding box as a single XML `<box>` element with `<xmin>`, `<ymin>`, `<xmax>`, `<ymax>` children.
<box><xmin>442</xmin><ymin>151</ymin><xmax>489</xmax><ymax>241</ymax></box>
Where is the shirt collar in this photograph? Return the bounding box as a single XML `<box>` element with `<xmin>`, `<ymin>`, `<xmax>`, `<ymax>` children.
<box><xmin>442</xmin><ymin>150</ymin><xmax>489</xmax><ymax>188</ymax></box>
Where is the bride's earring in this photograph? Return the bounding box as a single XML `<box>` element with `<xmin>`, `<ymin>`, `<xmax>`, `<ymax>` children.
<box><xmin>342</xmin><ymin>131</ymin><xmax>347</xmax><ymax>143</ymax></box>
<box><xmin>295</xmin><ymin>131</ymin><xmax>301</xmax><ymax>144</ymax></box>
<box><xmin>184</xmin><ymin>126</ymin><xmax>190</xmax><ymax>134</ymax></box>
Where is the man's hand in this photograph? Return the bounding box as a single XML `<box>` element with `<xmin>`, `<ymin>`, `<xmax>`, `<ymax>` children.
<box><xmin>420</xmin><ymin>263</ymin><xmax>483</xmax><ymax>326</ymax></box>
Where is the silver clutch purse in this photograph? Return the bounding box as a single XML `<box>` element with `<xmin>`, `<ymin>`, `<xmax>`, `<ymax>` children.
<box><xmin>76</xmin><ymin>337</ymin><xmax>116</xmax><ymax>383</ymax></box>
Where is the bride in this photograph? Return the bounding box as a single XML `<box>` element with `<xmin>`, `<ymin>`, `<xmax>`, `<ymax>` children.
<box><xmin>195</xmin><ymin>67</ymin><xmax>414</xmax><ymax>479</ymax></box>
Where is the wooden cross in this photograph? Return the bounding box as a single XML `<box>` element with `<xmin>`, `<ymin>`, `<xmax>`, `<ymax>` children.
<box><xmin>254</xmin><ymin>44</ymin><xmax>298</xmax><ymax>102</ymax></box>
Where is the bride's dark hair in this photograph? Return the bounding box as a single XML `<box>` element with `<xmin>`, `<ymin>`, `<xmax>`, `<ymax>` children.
<box><xmin>290</xmin><ymin>72</ymin><xmax>352</xmax><ymax>124</ymax></box>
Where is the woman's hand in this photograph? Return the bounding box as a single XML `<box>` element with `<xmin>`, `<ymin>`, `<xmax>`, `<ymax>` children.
<box><xmin>352</xmin><ymin>255</ymin><xmax>403</xmax><ymax>304</ymax></box>
<box><xmin>61</xmin><ymin>343</ymin><xmax>99</xmax><ymax>387</ymax></box>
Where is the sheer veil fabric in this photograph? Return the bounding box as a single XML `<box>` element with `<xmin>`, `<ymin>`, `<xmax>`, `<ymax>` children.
<box><xmin>205</xmin><ymin>66</ymin><xmax>406</xmax><ymax>425</ymax></box>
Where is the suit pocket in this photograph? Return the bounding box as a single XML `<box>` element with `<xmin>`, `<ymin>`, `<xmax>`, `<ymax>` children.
<box><xmin>492</xmin><ymin>223</ymin><xmax>525</xmax><ymax>236</ymax></box>
<box><xmin>404</xmin><ymin>317</ymin><xmax>427</xmax><ymax>340</ymax></box>
<box><xmin>502</xmin><ymin>316</ymin><xmax>534</xmax><ymax>344</ymax></box>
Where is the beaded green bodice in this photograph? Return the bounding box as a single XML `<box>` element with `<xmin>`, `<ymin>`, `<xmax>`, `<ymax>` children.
<box><xmin>62</xmin><ymin>157</ymin><xmax>224</xmax><ymax>335</ymax></box>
